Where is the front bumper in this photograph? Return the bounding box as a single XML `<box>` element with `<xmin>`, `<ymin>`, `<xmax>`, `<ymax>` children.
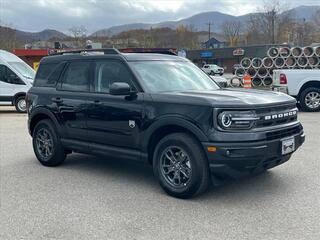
<box><xmin>202</xmin><ymin>128</ymin><xmax>305</xmax><ymax>180</ymax></box>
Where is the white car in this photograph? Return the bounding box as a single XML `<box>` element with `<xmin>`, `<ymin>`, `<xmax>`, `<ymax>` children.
<box><xmin>0</xmin><ymin>50</ymin><xmax>35</xmax><ymax>112</ymax></box>
<box><xmin>202</xmin><ymin>64</ymin><xmax>224</xmax><ymax>76</ymax></box>
<box><xmin>273</xmin><ymin>69</ymin><xmax>320</xmax><ymax>112</ymax></box>
<box><xmin>210</xmin><ymin>75</ymin><xmax>228</xmax><ymax>88</ymax></box>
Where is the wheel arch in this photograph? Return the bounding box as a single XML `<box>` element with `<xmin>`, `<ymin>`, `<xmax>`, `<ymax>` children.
<box><xmin>12</xmin><ymin>92</ymin><xmax>26</xmax><ymax>105</ymax></box>
<box><xmin>298</xmin><ymin>81</ymin><xmax>320</xmax><ymax>98</ymax></box>
<box><xmin>143</xmin><ymin>117</ymin><xmax>208</xmax><ymax>164</ymax></box>
<box><xmin>29</xmin><ymin>108</ymin><xmax>62</xmax><ymax>137</ymax></box>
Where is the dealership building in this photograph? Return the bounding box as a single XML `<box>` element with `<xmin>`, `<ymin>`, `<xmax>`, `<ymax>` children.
<box><xmin>186</xmin><ymin>44</ymin><xmax>288</xmax><ymax>73</ymax></box>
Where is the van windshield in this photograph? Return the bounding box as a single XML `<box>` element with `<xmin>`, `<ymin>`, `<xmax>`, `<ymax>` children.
<box><xmin>130</xmin><ymin>61</ymin><xmax>219</xmax><ymax>93</ymax></box>
<box><xmin>9</xmin><ymin>62</ymin><xmax>35</xmax><ymax>79</ymax></box>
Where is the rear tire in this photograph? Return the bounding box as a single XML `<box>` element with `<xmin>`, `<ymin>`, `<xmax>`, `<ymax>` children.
<box><xmin>15</xmin><ymin>96</ymin><xmax>27</xmax><ymax>113</ymax></box>
<box><xmin>153</xmin><ymin>133</ymin><xmax>210</xmax><ymax>199</ymax></box>
<box><xmin>299</xmin><ymin>87</ymin><xmax>320</xmax><ymax>112</ymax></box>
<box><xmin>32</xmin><ymin>119</ymin><xmax>66</xmax><ymax>166</ymax></box>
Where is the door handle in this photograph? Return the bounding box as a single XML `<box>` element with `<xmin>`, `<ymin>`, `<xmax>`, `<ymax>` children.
<box><xmin>51</xmin><ymin>97</ymin><xmax>63</xmax><ymax>103</ymax></box>
<box><xmin>93</xmin><ymin>100</ymin><xmax>101</xmax><ymax>105</ymax></box>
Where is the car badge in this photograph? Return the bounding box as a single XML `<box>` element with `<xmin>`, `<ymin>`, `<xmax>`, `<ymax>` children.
<box><xmin>129</xmin><ymin>120</ymin><xmax>136</xmax><ymax>128</ymax></box>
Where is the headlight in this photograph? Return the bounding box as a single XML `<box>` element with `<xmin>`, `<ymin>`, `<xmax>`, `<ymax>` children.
<box><xmin>218</xmin><ymin>111</ymin><xmax>259</xmax><ymax>130</ymax></box>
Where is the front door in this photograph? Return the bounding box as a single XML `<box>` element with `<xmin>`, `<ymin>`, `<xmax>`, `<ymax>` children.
<box><xmin>86</xmin><ymin>59</ymin><xmax>144</xmax><ymax>149</ymax></box>
<box><xmin>0</xmin><ymin>64</ymin><xmax>26</xmax><ymax>101</ymax></box>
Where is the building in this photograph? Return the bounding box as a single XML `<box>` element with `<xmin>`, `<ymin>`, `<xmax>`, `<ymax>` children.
<box><xmin>186</xmin><ymin>44</ymin><xmax>289</xmax><ymax>73</ymax></box>
<box><xmin>13</xmin><ymin>49</ymin><xmax>52</xmax><ymax>70</ymax></box>
<box><xmin>196</xmin><ymin>33</ymin><xmax>227</xmax><ymax>49</ymax></box>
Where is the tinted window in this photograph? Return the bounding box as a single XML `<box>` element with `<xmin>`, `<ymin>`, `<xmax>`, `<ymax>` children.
<box><xmin>94</xmin><ymin>60</ymin><xmax>134</xmax><ymax>93</ymax></box>
<box><xmin>61</xmin><ymin>61</ymin><xmax>90</xmax><ymax>92</ymax></box>
<box><xmin>34</xmin><ymin>63</ymin><xmax>64</xmax><ymax>87</ymax></box>
<box><xmin>0</xmin><ymin>64</ymin><xmax>25</xmax><ymax>85</ymax></box>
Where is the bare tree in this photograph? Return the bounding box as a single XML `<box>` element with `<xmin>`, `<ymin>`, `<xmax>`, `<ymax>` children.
<box><xmin>68</xmin><ymin>25</ymin><xmax>87</xmax><ymax>47</ymax></box>
<box><xmin>245</xmin><ymin>1</ymin><xmax>294</xmax><ymax>45</ymax></box>
<box><xmin>221</xmin><ymin>20</ymin><xmax>242</xmax><ymax>47</ymax></box>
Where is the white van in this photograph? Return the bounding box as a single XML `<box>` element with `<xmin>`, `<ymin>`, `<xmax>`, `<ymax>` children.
<box><xmin>0</xmin><ymin>50</ymin><xmax>35</xmax><ymax>112</ymax></box>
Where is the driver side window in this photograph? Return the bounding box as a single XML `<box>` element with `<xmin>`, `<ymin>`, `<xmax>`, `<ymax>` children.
<box><xmin>0</xmin><ymin>64</ymin><xmax>25</xmax><ymax>85</ymax></box>
<box><xmin>94</xmin><ymin>60</ymin><xmax>134</xmax><ymax>93</ymax></box>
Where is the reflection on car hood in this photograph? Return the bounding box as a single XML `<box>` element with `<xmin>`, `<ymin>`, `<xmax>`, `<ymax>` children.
<box><xmin>167</xmin><ymin>88</ymin><xmax>296</xmax><ymax>107</ymax></box>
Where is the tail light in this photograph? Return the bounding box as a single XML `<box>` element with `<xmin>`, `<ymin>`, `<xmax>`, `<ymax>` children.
<box><xmin>280</xmin><ymin>73</ymin><xmax>287</xmax><ymax>84</ymax></box>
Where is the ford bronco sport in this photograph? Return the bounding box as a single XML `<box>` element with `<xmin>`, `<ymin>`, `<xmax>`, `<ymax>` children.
<box><xmin>27</xmin><ymin>49</ymin><xmax>305</xmax><ymax>198</ymax></box>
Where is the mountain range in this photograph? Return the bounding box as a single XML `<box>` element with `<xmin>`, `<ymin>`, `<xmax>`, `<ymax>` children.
<box><xmin>91</xmin><ymin>5</ymin><xmax>320</xmax><ymax>37</ymax></box>
<box><xmin>1</xmin><ymin>5</ymin><xmax>319</xmax><ymax>42</ymax></box>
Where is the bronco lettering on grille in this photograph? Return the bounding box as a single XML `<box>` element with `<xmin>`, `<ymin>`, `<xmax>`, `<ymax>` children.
<box><xmin>264</xmin><ymin>110</ymin><xmax>297</xmax><ymax>120</ymax></box>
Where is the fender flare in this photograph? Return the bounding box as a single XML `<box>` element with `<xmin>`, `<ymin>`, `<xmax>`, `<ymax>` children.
<box><xmin>141</xmin><ymin>115</ymin><xmax>208</xmax><ymax>152</ymax></box>
<box><xmin>29</xmin><ymin>107</ymin><xmax>64</xmax><ymax>137</ymax></box>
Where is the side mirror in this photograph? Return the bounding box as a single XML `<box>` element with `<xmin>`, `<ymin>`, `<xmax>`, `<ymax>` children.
<box><xmin>109</xmin><ymin>82</ymin><xmax>132</xmax><ymax>96</ymax></box>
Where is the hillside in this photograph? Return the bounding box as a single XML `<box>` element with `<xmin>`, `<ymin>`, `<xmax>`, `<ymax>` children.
<box><xmin>91</xmin><ymin>5</ymin><xmax>320</xmax><ymax>37</ymax></box>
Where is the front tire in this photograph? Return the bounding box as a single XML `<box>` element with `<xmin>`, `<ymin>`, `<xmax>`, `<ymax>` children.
<box><xmin>153</xmin><ymin>133</ymin><xmax>210</xmax><ymax>199</ymax></box>
<box><xmin>32</xmin><ymin>119</ymin><xmax>66</xmax><ymax>166</ymax></box>
<box><xmin>15</xmin><ymin>96</ymin><xmax>27</xmax><ymax>113</ymax></box>
<box><xmin>299</xmin><ymin>87</ymin><xmax>320</xmax><ymax>112</ymax></box>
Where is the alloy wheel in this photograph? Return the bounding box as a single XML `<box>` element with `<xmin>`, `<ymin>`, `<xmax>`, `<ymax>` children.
<box><xmin>160</xmin><ymin>146</ymin><xmax>192</xmax><ymax>188</ymax></box>
<box><xmin>36</xmin><ymin>128</ymin><xmax>54</xmax><ymax>160</ymax></box>
<box><xmin>305</xmin><ymin>91</ymin><xmax>320</xmax><ymax>109</ymax></box>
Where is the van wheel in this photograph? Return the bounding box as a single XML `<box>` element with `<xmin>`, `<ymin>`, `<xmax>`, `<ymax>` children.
<box><xmin>32</xmin><ymin>119</ymin><xmax>66</xmax><ymax>166</ymax></box>
<box><xmin>153</xmin><ymin>133</ymin><xmax>210</xmax><ymax>199</ymax></box>
<box><xmin>15</xmin><ymin>96</ymin><xmax>27</xmax><ymax>113</ymax></box>
<box><xmin>299</xmin><ymin>87</ymin><xmax>320</xmax><ymax>112</ymax></box>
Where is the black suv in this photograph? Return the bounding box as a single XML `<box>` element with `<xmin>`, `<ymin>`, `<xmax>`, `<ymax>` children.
<box><xmin>27</xmin><ymin>49</ymin><xmax>305</xmax><ymax>198</ymax></box>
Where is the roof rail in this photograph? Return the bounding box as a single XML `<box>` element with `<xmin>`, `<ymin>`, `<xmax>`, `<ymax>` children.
<box><xmin>51</xmin><ymin>48</ymin><xmax>121</xmax><ymax>55</ymax></box>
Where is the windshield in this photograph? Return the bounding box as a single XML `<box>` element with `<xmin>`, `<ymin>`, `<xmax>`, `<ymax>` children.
<box><xmin>130</xmin><ymin>61</ymin><xmax>219</xmax><ymax>93</ymax></box>
<box><xmin>9</xmin><ymin>62</ymin><xmax>35</xmax><ymax>79</ymax></box>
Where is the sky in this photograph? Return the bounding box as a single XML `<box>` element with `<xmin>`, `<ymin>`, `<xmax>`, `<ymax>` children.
<box><xmin>0</xmin><ymin>0</ymin><xmax>319</xmax><ymax>33</ymax></box>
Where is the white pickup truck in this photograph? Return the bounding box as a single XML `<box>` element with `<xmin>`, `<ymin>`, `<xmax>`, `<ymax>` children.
<box><xmin>273</xmin><ymin>69</ymin><xmax>320</xmax><ymax>112</ymax></box>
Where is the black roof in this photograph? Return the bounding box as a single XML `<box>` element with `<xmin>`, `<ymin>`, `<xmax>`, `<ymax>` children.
<box><xmin>41</xmin><ymin>52</ymin><xmax>188</xmax><ymax>64</ymax></box>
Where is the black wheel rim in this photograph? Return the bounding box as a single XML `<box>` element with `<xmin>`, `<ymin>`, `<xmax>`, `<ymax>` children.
<box><xmin>160</xmin><ymin>146</ymin><xmax>192</xmax><ymax>188</ymax></box>
<box><xmin>36</xmin><ymin>128</ymin><xmax>54</xmax><ymax>160</ymax></box>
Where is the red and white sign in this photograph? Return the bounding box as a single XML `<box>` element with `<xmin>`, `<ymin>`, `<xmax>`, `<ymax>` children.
<box><xmin>233</xmin><ymin>48</ymin><xmax>245</xmax><ymax>56</ymax></box>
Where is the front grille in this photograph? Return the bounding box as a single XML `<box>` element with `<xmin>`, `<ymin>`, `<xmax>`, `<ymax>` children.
<box><xmin>266</xmin><ymin>125</ymin><xmax>302</xmax><ymax>141</ymax></box>
<box><xmin>255</xmin><ymin>104</ymin><xmax>298</xmax><ymax>128</ymax></box>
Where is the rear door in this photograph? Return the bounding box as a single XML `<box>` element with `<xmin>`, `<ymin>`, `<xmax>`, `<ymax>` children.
<box><xmin>55</xmin><ymin>60</ymin><xmax>92</xmax><ymax>142</ymax></box>
<box><xmin>86</xmin><ymin>59</ymin><xmax>144</xmax><ymax>149</ymax></box>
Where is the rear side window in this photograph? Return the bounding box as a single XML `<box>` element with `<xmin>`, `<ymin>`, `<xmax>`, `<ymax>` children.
<box><xmin>34</xmin><ymin>63</ymin><xmax>65</xmax><ymax>87</ymax></box>
<box><xmin>61</xmin><ymin>61</ymin><xmax>90</xmax><ymax>92</ymax></box>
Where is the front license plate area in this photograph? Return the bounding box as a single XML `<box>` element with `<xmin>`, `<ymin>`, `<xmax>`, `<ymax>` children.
<box><xmin>282</xmin><ymin>137</ymin><xmax>295</xmax><ymax>155</ymax></box>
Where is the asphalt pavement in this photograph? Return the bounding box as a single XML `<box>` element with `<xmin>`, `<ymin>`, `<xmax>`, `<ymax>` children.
<box><xmin>0</xmin><ymin>106</ymin><xmax>319</xmax><ymax>240</ymax></box>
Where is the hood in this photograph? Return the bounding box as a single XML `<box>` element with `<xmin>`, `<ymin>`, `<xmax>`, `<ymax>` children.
<box><xmin>167</xmin><ymin>88</ymin><xmax>296</xmax><ymax>108</ymax></box>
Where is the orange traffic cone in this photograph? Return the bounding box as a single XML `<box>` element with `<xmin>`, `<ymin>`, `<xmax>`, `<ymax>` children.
<box><xmin>243</xmin><ymin>74</ymin><xmax>252</xmax><ymax>89</ymax></box>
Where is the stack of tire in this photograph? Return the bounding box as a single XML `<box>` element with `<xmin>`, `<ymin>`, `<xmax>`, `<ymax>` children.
<box><xmin>231</xmin><ymin>45</ymin><xmax>320</xmax><ymax>88</ymax></box>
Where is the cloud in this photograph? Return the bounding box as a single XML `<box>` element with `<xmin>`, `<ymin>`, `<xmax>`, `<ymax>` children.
<box><xmin>0</xmin><ymin>0</ymin><xmax>319</xmax><ymax>33</ymax></box>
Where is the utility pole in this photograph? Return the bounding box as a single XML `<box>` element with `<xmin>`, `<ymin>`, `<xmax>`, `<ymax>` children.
<box><xmin>206</xmin><ymin>22</ymin><xmax>213</xmax><ymax>41</ymax></box>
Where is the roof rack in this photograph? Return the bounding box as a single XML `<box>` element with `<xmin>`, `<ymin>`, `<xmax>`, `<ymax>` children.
<box><xmin>51</xmin><ymin>48</ymin><xmax>121</xmax><ymax>56</ymax></box>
